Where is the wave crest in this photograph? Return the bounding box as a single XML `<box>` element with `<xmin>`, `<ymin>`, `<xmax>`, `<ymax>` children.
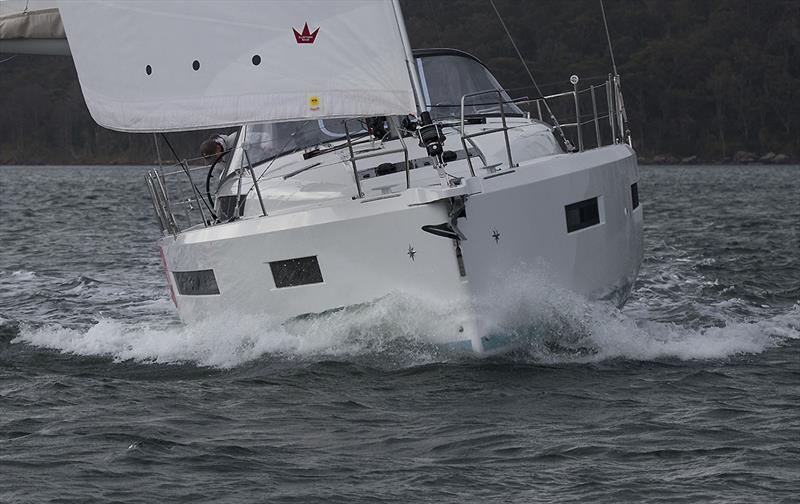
<box><xmin>11</xmin><ymin>271</ymin><xmax>800</xmax><ymax>369</ymax></box>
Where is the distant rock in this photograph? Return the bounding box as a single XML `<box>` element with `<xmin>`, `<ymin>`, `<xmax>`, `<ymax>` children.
<box><xmin>772</xmin><ymin>153</ymin><xmax>790</xmax><ymax>164</ymax></box>
<box><xmin>681</xmin><ymin>155</ymin><xmax>698</xmax><ymax>164</ymax></box>
<box><xmin>759</xmin><ymin>152</ymin><xmax>776</xmax><ymax>163</ymax></box>
<box><xmin>733</xmin><ymin>150</ymin><xmax>757</xmax><ymax>163</ymax></box>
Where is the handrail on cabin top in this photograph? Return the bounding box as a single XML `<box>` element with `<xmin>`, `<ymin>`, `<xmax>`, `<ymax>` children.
<box><xmin>458</xmin><ymin>75</ymin><xmax>628</xmax><ymax>166</ymax></box>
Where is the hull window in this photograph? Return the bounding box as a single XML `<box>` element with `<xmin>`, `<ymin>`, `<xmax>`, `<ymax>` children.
<box><xmin>565</xmin><ymin>197</ymin><xmax>600</xmax><ymax>233</ymax></box>
<box><xmin>631</xmin><ymin>182</ymin><xmax>640</xmax><ymax>209</ymax></box>
<box><xmin>270</xmin><ymin>256</ymin><xmax>324</xmax><ymax>288</ymax></box>
<box><xmin>173</xmin><ymin>269</ymin><xmax>220</xmax><ymax>295</ymax></box>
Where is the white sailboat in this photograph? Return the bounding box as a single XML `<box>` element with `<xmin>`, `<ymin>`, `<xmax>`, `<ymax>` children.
<box><xmin>2</xmin><ymin>0</ymin><xmax>643</xmax><ymax>353</ymax></box>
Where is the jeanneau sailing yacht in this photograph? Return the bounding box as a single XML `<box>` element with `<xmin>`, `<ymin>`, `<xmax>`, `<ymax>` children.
<box><xmin>2</xmin><ymin>0</ymin><xmax>643</xmax><ymax>352</ymax></box>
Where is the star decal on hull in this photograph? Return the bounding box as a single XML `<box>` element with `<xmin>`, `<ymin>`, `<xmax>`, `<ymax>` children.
<box><xmin>407</xmin><ymin>245</ymin><xmax>416</xmax><ymax>261</ymax></box>
<box><xmin>492</xmin><ymin>229</ymin><xmax>501</xmax><ymax>243</ymax></box>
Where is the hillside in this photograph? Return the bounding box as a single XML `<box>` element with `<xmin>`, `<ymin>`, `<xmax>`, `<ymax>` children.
<box><xmin>1</xmin><ymin>0</ymin><xmax>797</xmax><ymax>164</ymax></box>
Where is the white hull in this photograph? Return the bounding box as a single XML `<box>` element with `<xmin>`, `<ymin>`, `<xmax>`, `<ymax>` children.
<box><xmin>32</xmin><ymin>6</ymin><xmax>642</xmax><ymax>355</ymax></box>
<box><xmin>160</xmin><ymin>143</ymin><xmax>642</xmax><ymax>353</ymax></box>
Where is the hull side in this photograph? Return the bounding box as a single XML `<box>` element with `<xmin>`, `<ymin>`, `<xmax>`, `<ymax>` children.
<box><xmin>161</xmin><ymin>196</ymin><xmax>478</xmax><ymax>346</ymax></box>
<box><xmin>160</xmin><ymin>144</ymin><xmax>643</xmax><ymax>353</ymax></box>
<box><xmin>460</xmin><ymin>144</ymin><xmax>643</xmax><ymax>302</ymax></box>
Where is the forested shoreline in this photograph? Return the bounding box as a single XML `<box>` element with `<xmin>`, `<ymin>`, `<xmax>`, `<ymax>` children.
<box><xmin>1</xmin><ymin>0</ymin><xmax>797</xmax><ymax>165</ymax></box>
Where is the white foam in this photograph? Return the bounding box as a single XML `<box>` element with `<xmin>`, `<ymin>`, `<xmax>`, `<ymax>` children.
<box><xmin>583</xmin><ymin>306</ymin><xmax>798</xmax><ymax>361</ymax></box>
<box><xmin>4</xmin><ymin>270</ymin><xmax>38</xmax><ymax>281</ymax></box>
<box><xmin>477</xmin><ymin>268</ymin><xmax>800</xmax><ymax>362</ymax></box>
<box><xmin>12</xmin><ymin>268</ymin><xmax>800</xmax><ymax>368</ymax></box>
<box><xmin>12</xmin><ymin>294</ymin><xmax>455</xmax><ymax>368</ymax></box>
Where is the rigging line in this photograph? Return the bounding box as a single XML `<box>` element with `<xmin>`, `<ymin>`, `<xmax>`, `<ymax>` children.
<box><xmin>599</xmin><ymin>0</ymin><xmax>629</xmax><ymax>144</ymax></box>
<box><xmin>488</xmin><ymin>0</ymin><xmax>572</xmax><ymax>150</ymax></box>
<box><xmin>599</xmin><ymin>0</ymin><xmax>618</xmax><ymax>76</ymax></box>
<box><xmin>0</xmin><ymin>55</ymin><xmax>18</xmax><ymax>65</ymax></box>
<box><xmin>159</xmin><ymin>133</ymin><xmax>217</xmax><ymax>217</ymax></box>
<box><xmin>243</xmin><ymin>120</ymin><xmax>313</xmax><ymax>197</ymax></box>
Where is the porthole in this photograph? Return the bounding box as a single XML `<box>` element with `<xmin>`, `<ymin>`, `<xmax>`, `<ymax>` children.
<box><xmin>565</xmin><ymin>196</ymin><xmax>601</xmax><ymax>233</ymax></box>
<box><xmin>172</xmin><ymin>269</ymin><xmax>220</xmax><ymax>295</ymax></box>
<box><xmin>631</xmin><ymin>182</ymin><xmax>640</xmax><ymax>209</ymax></box>
<box><xmin>145</xmin><ymin>65</ymin><xmax>152</xmax><ymax>75</ymax></box>
<box><xmin>252</xmin><ymin>54</ymin><xmax>261</xmax><ymax>66</ymax></box>
<box><xmin>269</xmin><ymin>256</ymin><xmax>323</xmax><ymax>288</ymax></box>
<box><xmin>192</xmin><ymin>60</ymin><xmax>200</xmax><ymax>71</ymax></box>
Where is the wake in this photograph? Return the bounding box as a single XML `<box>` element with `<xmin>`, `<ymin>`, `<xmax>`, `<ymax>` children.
<box><xmin>10</xmin><ymin>270</ymin><xmax>800</xmax><ymax>368</ymax></box>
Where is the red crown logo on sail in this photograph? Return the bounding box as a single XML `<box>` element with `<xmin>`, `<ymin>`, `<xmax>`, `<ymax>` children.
<box><xmin>293</xmin><ymin>22</ymin><xmax>319</xmax><ymax>44</ymax></box>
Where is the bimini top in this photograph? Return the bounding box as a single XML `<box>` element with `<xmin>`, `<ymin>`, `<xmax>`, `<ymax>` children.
<box><xmin>412</xmin><ymin>48</ymin><xmax>520</xmax><ymax>120</ymax></box>
<box><xmin>412</xmin><ymin>48</ymin><xmax>489</xmax><ymax>67</ymax></box>
<box><xmin>56</xmin><ymin>0</ymin><xmax>419</xmax><ymax>133</ymax></box>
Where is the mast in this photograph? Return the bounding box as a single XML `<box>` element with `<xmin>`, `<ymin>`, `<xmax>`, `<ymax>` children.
<box><xmin>391</xmin><ymin>0</ymin><xmax>425</xmax><ymax>116</ymax></box>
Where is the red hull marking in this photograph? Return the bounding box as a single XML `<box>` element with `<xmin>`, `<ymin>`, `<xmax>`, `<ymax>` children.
<box><xmin>159</xmin><ymin>247</ymin><xmax>177</xmax><ymax>307</ymax></box>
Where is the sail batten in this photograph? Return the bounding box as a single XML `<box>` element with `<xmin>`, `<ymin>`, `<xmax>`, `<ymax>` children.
<box><xmin>56</xmin><ymin>0</ymin><xmax>418</xmax><ymax>132</ymax></box>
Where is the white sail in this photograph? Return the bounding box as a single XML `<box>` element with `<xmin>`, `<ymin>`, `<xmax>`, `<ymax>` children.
<box><xmin>56</xmin><ymin>0</ymin><xmax>418</xmax><ymax>132</ymax></box>
<box><xmin>0</xmin><ymin>0</ymin><xmax>69</xmax><ymax>54</ymax></box>
<box><xmin>0</xmin><ymin>1</ymin><xmax>62</xmax><ymax>38</ymax></box>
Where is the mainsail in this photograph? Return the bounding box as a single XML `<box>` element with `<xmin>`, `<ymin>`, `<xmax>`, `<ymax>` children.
<box><xmin>56</xmin><ymin>0</ymin><xmax>419</xmax><ymax>132</ymax></box>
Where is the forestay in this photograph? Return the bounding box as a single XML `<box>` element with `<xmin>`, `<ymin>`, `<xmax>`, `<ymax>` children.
<box><xmin>57</xmin><ymin>0</ymin><xmax>418</xmax><ymax>132</ymax></box>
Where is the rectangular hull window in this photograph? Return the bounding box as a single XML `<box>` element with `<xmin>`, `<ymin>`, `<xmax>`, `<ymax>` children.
<box><xmin>173</xmin><ymin>269</ymin><xmax>220</xmax><ymax>295</ymax></box>
<box><xmin>565</xmin><ymin>197</ymin><xmax>600</xmax><ymax>233</ymax></box>
<box><xmin>631</xmin><ymin>182</ymin><xmax>640</xmax><ymax>209</ymax></box>
<box><xmin>270</xmin><ymin>256</ymin><xmax>323</xmax><ymax>288</ymax></box>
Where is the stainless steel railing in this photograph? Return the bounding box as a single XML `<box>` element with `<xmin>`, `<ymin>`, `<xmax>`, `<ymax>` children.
<box><xmin>344</xmin><ymin>117</ymin><xmax>411</xmax><ymax>198</ymax></box>
<box><xmin>146</xmin><ymin>76</ymin><xmax>630</xmax><ymax>236</ymax></box>
<box><xmin>145</xmin><ymin>146</ymin><xmax>270</xmax><ymax>236</ymax></box>
<box><xmin>144</xmin><ymin>128</ymin><xmax>411</xmax><ymax>235</ymax></box>
<box><xmin>459</xmin><ymin>89</ymin><xmax>522</xmax><ymax>175</ymax></box>
<box><xmin>145</xmin><ymin>162</ymin><xmax>208</xmax><ymax>236</ymax></box>
<box><xmin>459</xmin><ymin>74</ymin><xmax>630</xmax><ymax>168</ymax></box>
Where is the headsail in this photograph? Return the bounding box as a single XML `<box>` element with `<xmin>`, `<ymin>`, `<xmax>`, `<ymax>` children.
<box><xmin>56</xmin><ymin>0</ymin><xmax>418</xmax><ymax>132</ymax></box>
<box><xmin>0</xmin><ymin>0</ymin><xmax>69</xmax><ymax>55</ymax></box>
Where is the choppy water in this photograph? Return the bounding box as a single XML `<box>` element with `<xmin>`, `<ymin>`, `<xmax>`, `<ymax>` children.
<box><xmin>1</xmin><ymin>164</ymin><xmax>798</xmax><ymax>503</ymax></box>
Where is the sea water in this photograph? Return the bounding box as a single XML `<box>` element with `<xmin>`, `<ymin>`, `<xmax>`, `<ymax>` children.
<box><xmin>1</xmin><ymin>165</ymin><xmax>798</xmax><ymax>502</ymax></box>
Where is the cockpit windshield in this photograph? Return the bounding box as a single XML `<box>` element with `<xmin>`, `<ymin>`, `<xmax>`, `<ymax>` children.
<box><xmin>416</xmin><ymin>53</ymin><xmax>523</xmax><ymax>120</ymax></box>
<box><xmin>242</xmin><ymin>118</ymin><xmax>368</xmax><ymax>166</ymax></box>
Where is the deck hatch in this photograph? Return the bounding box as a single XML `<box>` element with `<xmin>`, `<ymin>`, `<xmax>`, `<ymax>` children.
<box><xmin>172</xmin><ymin>269</ymin><xmax>220</xmax><ymax>295</ymax></box>
<box><xmin>565</xmin><ymin>197</ymin><xmax>600</xmax><ymax>233</ymax></box>
<box><xmin>631</xmin><ymin>182</ymin><xmax>640</xmax><ymax>209</ymax></box>
<box><xmin>270</xmin><ymin>256</ymin><xmax>324</xmax><ymax>288</ymax></box>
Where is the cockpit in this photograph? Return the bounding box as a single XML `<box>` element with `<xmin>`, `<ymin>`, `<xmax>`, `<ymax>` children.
<box><xmin>230</xmin><ymin>49</ymin><xmax>521</xmax><ymax>169</ymax></box>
